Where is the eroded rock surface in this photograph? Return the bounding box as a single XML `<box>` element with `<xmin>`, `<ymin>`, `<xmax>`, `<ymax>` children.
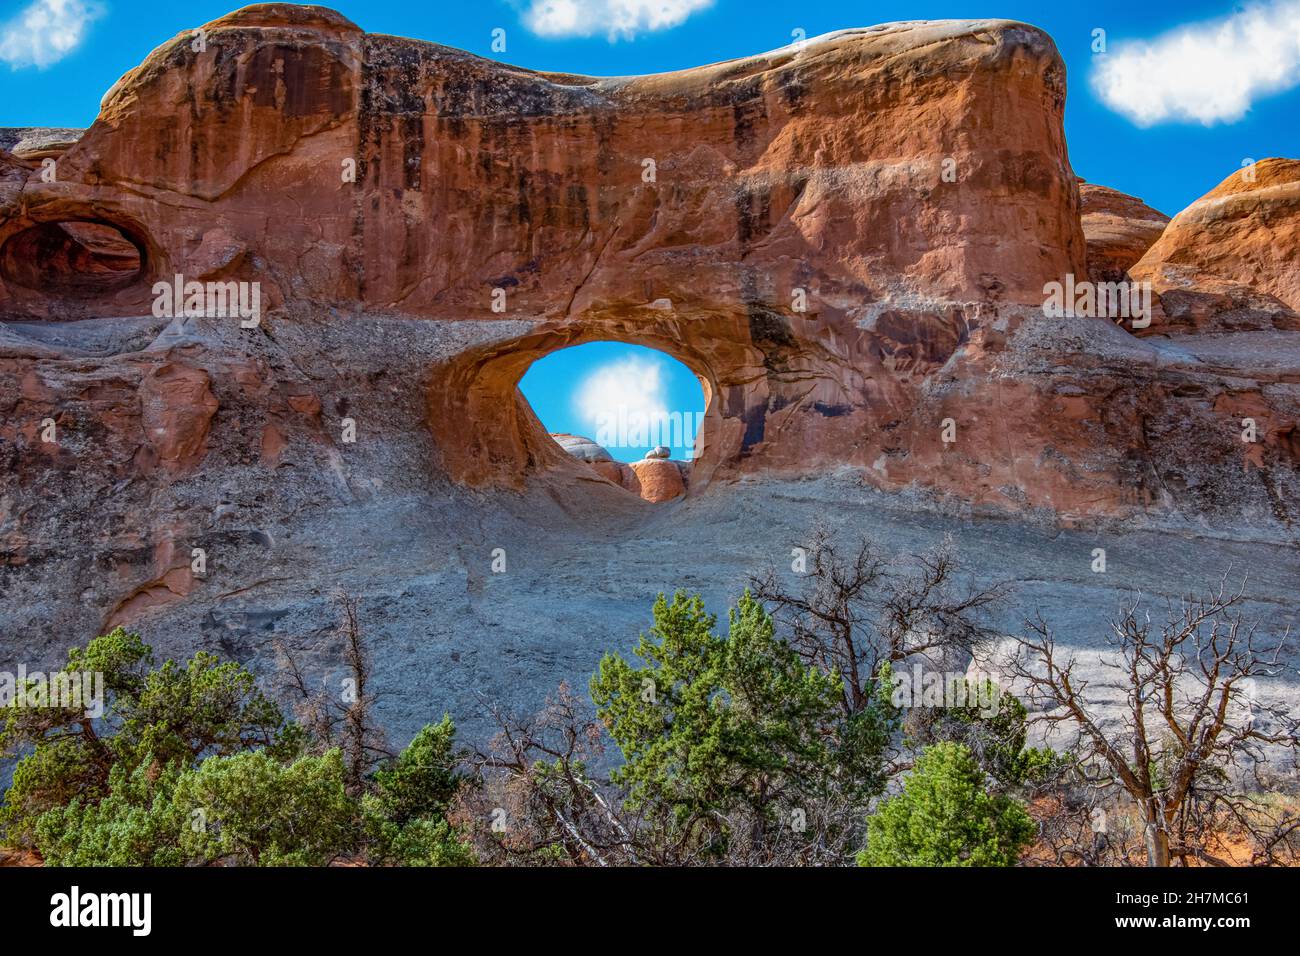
<box><xmin>1</xmin><ymin>6</ymin><xmax>1299</xmax><ymax>751</ymax></box>
<box><xmin>0</xmin><ymin>128</ymin><xmax>83</xmax><ymax>161</ymax></box>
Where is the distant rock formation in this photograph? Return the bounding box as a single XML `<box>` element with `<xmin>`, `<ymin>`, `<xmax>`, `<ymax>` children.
<box><xmin>1132</xmin><ymin>158</ymin><xmax>1300</xmax><ymax>329</ymax></box>
<box><xmin>552</xmin><ymin>434</ymin><xmax>613</xmax><ymax>463</ymax></box>
<box><xmin>1078</xmin><ymin>181</ymin><xmax>1169</xmax><ymax>284</ymax></box>
<box><xmin>551</xmin><ymin>434</ymin><xmax>688</xmax><ymax>503</ymax></box>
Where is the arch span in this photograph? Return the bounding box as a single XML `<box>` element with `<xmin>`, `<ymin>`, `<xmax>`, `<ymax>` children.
<box><xmin>425</xmin><ymin>315</ymin><xmax>772</xmax><ymax>496</ymax></box>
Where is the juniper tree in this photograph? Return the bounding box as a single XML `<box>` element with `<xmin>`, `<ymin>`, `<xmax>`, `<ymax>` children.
<box><xmin>590</xmin><ymin>590</ymin><xmax>894</xmax><ymax>863</ymax></box>
<box><xmin>859</xmin><ymin>741</ymin><xmax>1035</xmax><ymax>867</ymax></box>
<box><xmin>0</xmin><ymin>627</ymin><xmax>296</xmax><ymax>847</ymax></box>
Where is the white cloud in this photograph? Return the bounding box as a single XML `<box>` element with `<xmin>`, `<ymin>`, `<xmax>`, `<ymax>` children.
<box><xmin>523</xmin><ymin>0</ymin><xmax>713</xmax><ymax>40</ymax></box>
<box><xmin>573</xmin><ymin>355</ymin><xmax>669</xmax><ymax>433</ymax></box>
<box><xmin>1092</xmin><ymin>0</ymin><xmax>1300</xmax><ymax>125</ymax></box>
<box><xmin>0</xmin><ymin>0</ymin><xmax>103</xmax><ymax>69</ymax></box>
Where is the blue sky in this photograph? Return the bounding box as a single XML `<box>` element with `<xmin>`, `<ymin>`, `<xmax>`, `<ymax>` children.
<box><xmin>3</xmin><ymin>0</ymin><xmax>1298</xmax><ymax>455</ymax></box>
<box><xmin>520</xmin><ymin>343</ymin><xmax>705</xmax><ymax>461</ymax></box>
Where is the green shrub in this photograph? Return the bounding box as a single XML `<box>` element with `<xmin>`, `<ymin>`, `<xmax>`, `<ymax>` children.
<box><xmin>859</xmin><ymin>742</ymin><xmax>1035</xmax><ymax>867</ymax></box>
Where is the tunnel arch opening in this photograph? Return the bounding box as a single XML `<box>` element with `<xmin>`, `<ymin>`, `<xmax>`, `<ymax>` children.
<box><xmin>519</xmin><ymin>341</ymin><xmax>708</xmax><ymax>503</ymax></box>
<box><xmin>0</xmin><ymin>219</ymin><xmax>145</xmax><ymax>297</ymax></box>
<box><xmin>424</xmin><ymin>318</ymin><xmax>768</xmax><ymax>501</ymax></box>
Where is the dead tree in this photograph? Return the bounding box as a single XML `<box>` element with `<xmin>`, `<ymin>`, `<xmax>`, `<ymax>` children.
<box><xmin>460</xmin><ymin>683</ymin><xmax>644</xmax><ymax>866</ymax></box>
<box><xmin>274</xmin><ymin>591</ymin><xmax>391</xmax><ymax>793</ymax></box>
<box><xmin>1004</xmin><ymin>576</ymin><xmax>1300</xmax><ymax>866</ymax></box>
<box><xmin>336</xmin><ymin>594</ymin><xmax>376</xmax><ymax>794</ymax></box>
<box><xmin>750</xmin><ymin>526</ymin><xmax>1008</xmax><ymax>718</ymax></box>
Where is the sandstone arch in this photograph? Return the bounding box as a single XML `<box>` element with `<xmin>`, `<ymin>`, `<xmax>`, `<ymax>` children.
<box><xmin>1</xmin><ymin>5</ymin><xmax>1098</xmax><ymax>502</ymax></box>
<box><xmin>426</xmin><ymin>318</ymin><xmax>761</xmax><ymax>493</ymax></box>
<box><xmin>0</xmin><ymin>4</ymin><xmax>1296</xmax><ymax>529</ymax></box>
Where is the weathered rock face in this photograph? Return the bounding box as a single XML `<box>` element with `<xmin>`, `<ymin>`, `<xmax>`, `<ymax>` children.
<box><xmin>1</xmin><ymin>5</ymin><xmax>1090</xmax><ymax>495</ymax></box>
<box><xmin>1078</xmin><ymin>181</ymin><xmax>1169</xmax><ymax>283</ymax></box>
<box><xmin>1132</xmin><ymin>158</ymin><xmax>1300</xmax><ymax>321</ymax></box>
<box><xmin>0</xmin><ymin>149</ymin><xmax>32</xmax><ymax>221</ymax></box>
<box><xmin>1</xmin><ymin>4</ymin><xmax>1300</xmax><ymax>670</ymax></box>
<box><xmin>0</xmin><ymin>128</ymin><xmax>83</xmax><ymax>162</ymax></box>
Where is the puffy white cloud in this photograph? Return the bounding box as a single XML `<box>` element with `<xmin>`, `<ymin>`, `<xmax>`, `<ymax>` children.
<box><xmin>522</xmin><ymin>0</ymin><xmax>713</xmax><ymax>40</ymax></box>
<box><xmin>0</xmin><ymin>0</ymin><xmax>103</xmax><ymax>69</ymax></box>
<box><xmin>573</xmin><ymin>354</ymin><xmax>669</xmax><ymax>433</ymax></box>
<box><xmin>1092</xmin><ymin>0</ymin><xmax>1300</xmax><ymax>125</ymax></box>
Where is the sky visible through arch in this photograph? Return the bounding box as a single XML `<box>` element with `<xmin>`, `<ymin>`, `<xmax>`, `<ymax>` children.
<box><xmin>6</xmin><ymin>0</ymin><xmax>1298</xmax><ymax>457</ymax></box>
<box><xmin>519</xmin><ymin>342</ymin><xmax>705</xmax><ymax>462</ymax></box>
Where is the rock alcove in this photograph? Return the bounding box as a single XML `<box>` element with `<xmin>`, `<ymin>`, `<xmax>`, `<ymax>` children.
<box><xmin>0</xmin><ymin>220</ymin><xmax>143</xmax><ymax>297</ymax></box>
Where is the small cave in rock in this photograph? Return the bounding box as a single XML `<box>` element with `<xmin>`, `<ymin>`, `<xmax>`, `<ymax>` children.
<box><xmin>518</xmin><ymin>342</ymin><xmax>708</xmax><ymax>503</ymax></box>
<box><xmin>1</xmin><ymin>220</ymin><xmax>143</xmax><ymax>296</ymax></box>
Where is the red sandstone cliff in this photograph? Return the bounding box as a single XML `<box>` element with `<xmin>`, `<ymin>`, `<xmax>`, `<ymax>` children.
<box><xmin>1</xmin><ymin>6</ymin><xmax>1299</xmax><ymax>643</ymax></box>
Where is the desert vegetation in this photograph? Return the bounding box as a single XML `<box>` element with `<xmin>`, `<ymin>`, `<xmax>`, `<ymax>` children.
<box><xmin>2</xmin><ymin>534</ymin><xmax>1296</xmax><ymax>867</ymax></box>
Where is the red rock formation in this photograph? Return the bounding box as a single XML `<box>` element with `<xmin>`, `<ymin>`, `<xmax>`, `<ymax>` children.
<box><xmin>1</xmin><ymin>3</ymin><xmax>1299</xmax><ymax>646</ymax></box>
<box><xmin>137</xmin><ymin>363</ymin><xmax>219</xmax><ymax>473</ymax></box>
<box><xmin>1132</xmin><ymin>159</ymin><xmax>1300</xmax><ymax>326</ymax></box>
<box><xmin>0</xmin><ymin>5</ymin><xmax>1088</xmax><ymax>490</ymax></box>
<box><xmin>1078</xmin><ymin>181</ymin><xmax>1169</xmax><ymax>283</ymax></box>
<box><xmin>103</xmin><ymin>528</ymin><xmax>199</xmax><ymax>631</ymax></box>
<box><xmin>628</xmin><ymin>458</ymin><xmax>687</xmax><ymax>503</ymax></box>
<box><xmin>588</xmin><ymin>459</ymin><xmax>630</xmax><ymax>487</ymax></box>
